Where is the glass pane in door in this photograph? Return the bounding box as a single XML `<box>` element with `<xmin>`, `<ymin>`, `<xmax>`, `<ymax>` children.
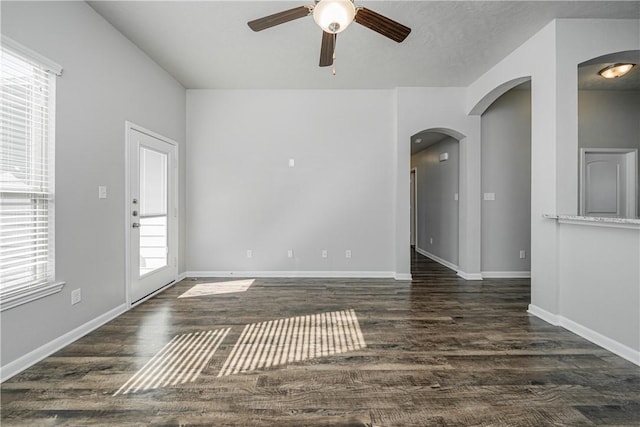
<box><xmin>139</xmin><ymin>146</ymin><xmax>168</xmax><ymax>276</ymax></box>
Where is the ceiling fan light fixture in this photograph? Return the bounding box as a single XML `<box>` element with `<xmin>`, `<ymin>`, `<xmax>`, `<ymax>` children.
<box><xmin>598</xmin><ymin>63</ymin><xmax>635</xmax><ymax>79</ymax></box>
<box><xmin>313</xmin><ymin>0</ymin><xmax>356</xmax><ymax>34</ymax></box>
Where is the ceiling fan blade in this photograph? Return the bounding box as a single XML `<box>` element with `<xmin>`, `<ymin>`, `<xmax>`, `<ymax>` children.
<box><xmin>248</xmin><ymin>6</ymin><xmax>311</xmax><ymax>32</ymax></box>
<box><xmin>354</xmin><ymin>7</ymin><xmax>411</xmax><ymax>43</ymax></box>
<box><xmin>319</xmin><ymin>31</ymin><xmax>336</xmax><ymax>67</ymax></box>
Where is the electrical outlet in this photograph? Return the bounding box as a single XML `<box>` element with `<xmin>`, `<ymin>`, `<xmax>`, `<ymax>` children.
<box><xmin>71</xmin><ymin>288</ymin><xmax>81</xmax><ymax>305</ymax></box>
<box><xmin>345</xmin><ymin>250</ymin><xmax>351</xmax><ymax>258</ymax></box>
<box><xmin>246</xmin><ymin>249</ymin><xmax>253</xmax><ymax>258</ymax></box>
<box><xmin>321</xmin><ymin>249</ymin><xmax>328</xmax><ymax>258</ymax></box>
<box><xmin>519</xmin><ymin>250</ymin><xmax>526</xmax><ymax>259</ymax></box>
<box><xmin>287</xmin><ymin>250</ymin><xmax>293</xmax><ymax>258</ymax></box>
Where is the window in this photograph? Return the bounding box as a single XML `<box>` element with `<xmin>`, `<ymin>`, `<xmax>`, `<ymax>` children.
<box><xmin>1</xmin><ymin>37</ymin><xmax>63</xmax><ymax>311</ymax></box>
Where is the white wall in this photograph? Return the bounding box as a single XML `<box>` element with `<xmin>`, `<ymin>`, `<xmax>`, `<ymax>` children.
<box><xmin>1</xmin><ymin>1</ymin><xmax>186</xmax><ymax>372</ymax></box>
<box><xmin>467</xmin><ymin>19</ymin><xmax>640</xmax><ymax>363</ymax></box>
<box><xmin>579</xmin><ymin>90</ymin><xmax>640</xmax><ymax>151</ymax></box>
<box><xmin>558</xmin><ymin>224</ymin><xmax>640</xmax><ymax>355</ymax></box>
<box><xmin>481</xmin><ymin>87</ymin><xmax>531</xmax><ymax>274</ymax></box>
<box><xmin>186</xmin><ymin>90</ymin><xmax>395</xmax><ymax>275</ymax></box>
<box><xmin>411</xmin><ymin>138</ymin><xmax>459</xmax><ymax>266</ymax></box>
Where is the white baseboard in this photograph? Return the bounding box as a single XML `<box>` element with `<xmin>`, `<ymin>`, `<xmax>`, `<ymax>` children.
<box><xmin>414</xmin><ymin>247</ymin><xmax>459</xmax><ymax>272</ymax></box>
<box><xmin>415</xmin><ymin>247</ymin><xmax>483</xmax><ymax>281</ymax></box>
<box><xmin>0</xmin><ymin>303</ymin><xmax>128</xmax><ymax>382</ymax></box>
<box><xmin>176</xmin><ymin>272</ymin><xmax>187</xmax><ymax>282</ymax></box>
<box><xmin>456</xmin><ymin>271</ymin><xmax>483</xmax><ymax>281</ymax></box>
<box><xmin>185</xmin><ymin>270</ymin><xmax>397</xmax><ymax>279</ymax></box>
<box><xmin>528</xmin><ymin>304</ymin><xmax>639</xmax><ymax>366</ymax></box>
<box><xmin>527</xmin><ymin>304</ymin><xmax>559</xmax><ymax>325</ymax></box>
<box><xmin>482</xmin><ymin>271</ymin><xmax>531</xmax><ymax>279</ymax></box>
<box><xmin>394</xmin><ymin>273</ymin><xmax>412</xmax><ymax>281</ymax></box>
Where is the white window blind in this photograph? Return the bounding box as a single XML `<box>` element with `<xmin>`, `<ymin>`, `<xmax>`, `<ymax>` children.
<box><xmin>1</xmin><ymin>37</ymin><xmax>63</xmax><ymax>311</ymax></box>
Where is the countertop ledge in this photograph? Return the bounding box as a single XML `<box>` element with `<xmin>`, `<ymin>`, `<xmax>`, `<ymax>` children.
<box><xmin>543</xmin><ymin>214</ymin><xmax>640</xmax><ymax>227</ymax></box>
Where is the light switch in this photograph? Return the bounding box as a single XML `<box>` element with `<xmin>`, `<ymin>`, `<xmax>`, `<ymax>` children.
<box><xmin>454</xmin><ymin>193</ymin><xmax>459</xmax><ymax>201</ymax></box>
<box><xmin>288</xmin><ymin>158</ymin><xmax>295</xmax><ymax>167</ymax></box>
<box><xmin>98</xmin><ymin>186</ymin><xmax>107</xmax><ymax>199</ymax></box>
<box><xmin>246</xmin><ymin>249</ymin><xmax>253</xmax><ymax>258</ymax></box>
<box><xmin>321</xmin><ymin>249</ymin><xmax>328</xmax><ymax>258</ymax></box>
<box><xmin>287</xmin><ymin>250</ymin><xmax>293</xmax><ymax>258</ymax></box>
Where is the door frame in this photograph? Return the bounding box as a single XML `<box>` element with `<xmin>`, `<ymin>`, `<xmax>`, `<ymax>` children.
<box><xmin>579</xmin><ymin>148</ymin><xmax>638</xmax><ymax>217</ymax></box>
<box><xmin>410</xmin><ymin>168</ymin><xmax>418</xmax><ymax>248</ymax></box>
<box><xmin>124</xmin><ymin>121</ymin><xmax>179</xmax><ymax>307</ymax></box>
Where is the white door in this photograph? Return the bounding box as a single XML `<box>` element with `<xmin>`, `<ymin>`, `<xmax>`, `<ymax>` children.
<box><xmin>581</xmin><ymin>149</ymin><xmax>638</xmax><ymax>217</ymax></box>
<box><xmin>128</xmin><ymin>126</ymin><xmax>178</xmax><ymax>304</ymax></box>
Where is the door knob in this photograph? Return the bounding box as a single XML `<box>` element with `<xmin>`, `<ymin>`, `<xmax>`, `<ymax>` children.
<box><xmin>132</xmin><ymin>222</ymin><xmax>140</xmax><ymax>228</ymax></box>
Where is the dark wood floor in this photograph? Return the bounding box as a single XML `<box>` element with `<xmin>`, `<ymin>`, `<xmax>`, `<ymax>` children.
<box><xmin>2</xmin><ymin>250</ymin><xmax>639</xmax><ymax>426</ymax></box>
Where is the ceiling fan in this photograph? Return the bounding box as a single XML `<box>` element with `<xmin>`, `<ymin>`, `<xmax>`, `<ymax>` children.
<box><xmin>248</xmin><ymin>0</ymin><xmax>411</xmax><ymax>67</ymax></box>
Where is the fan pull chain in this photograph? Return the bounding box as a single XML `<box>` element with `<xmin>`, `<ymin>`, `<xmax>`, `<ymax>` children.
<box><xmin>332</xmin><ymin>52</ymin><xmax>336</xmax><ymax>76</ymax></box>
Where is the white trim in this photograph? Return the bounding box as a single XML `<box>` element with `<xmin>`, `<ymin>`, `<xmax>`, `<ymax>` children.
<box><xmin>1</xmin><ymin>35</ymin><xmax>63</xmax><ymax>75</ymax></box>
<box><xmin>415</xmin><ymin>247</ymin><xmax>459</xmax><ymax>273</ymax></box>
<box><xmin>482</xmin><ymin>271</ymin><xmax>531</xmax><ymax>279</ymax></box>
<box><xmin>579</xmin><ymin>148</ymin><xmax>638</xmax><ymax>218</ymax></box>
<box><xmin>0</xmin><ymin>303</ymin><xmax>128</xmax><ymax>382</ymax></box>
<box><xmin>186</xmin><ymin>271</ymin><xmax>397</xmax><ymax>279</ymax></box>
<box><xmin>0</xmin><ymin>281</ymin><xmax>65</xmax><ymax>312</ymax></box>
<box><xmin>456</xmin><ymin>271</ymin><xmax>483</xmax><ymax>281</ymax></box>
<box><xmin>124</xmin><ymin>121</ymin><xmax>180</xmax><ymax>307</ymax></box>
<box><xmin>394</xmin><ymin>273</ymin><xmax>412</xmax><ymax>281</ymax></box>
<box><xmin>527</xmin><ymin>304</ymin><xmax>559</xmax><ymax>325</ymax></box>
<box><xmin>528</xmin><ymin>304</ymin><xmax>639</xmax><ymax>366</ymax></box>
<box><xmin>410</xmin><ymin>167</ymin><xmax>418</xmax><ymax>248</ymax></box>
<box><xmin>176</xmin><ymin>272</ymin><xmax>187</xmax><ymax>283</ymax></box>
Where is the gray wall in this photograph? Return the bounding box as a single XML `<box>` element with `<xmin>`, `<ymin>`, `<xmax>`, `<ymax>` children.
<box><xmin>1</xmin><ymin>1</ymin><xmax>186</xmax><ymax>366</ymax></box>
<box><xmin>579</xmin><ymin>90</ymin><xmax>640</xmax><ymax>215</ymax></box>
<box><xmin>480</xmin><ymin>88</ymin><xmax>531</xmax><ymax>273</ymax></box>
<box><xmin>579</xmin><ymin>90</ymin><xmax>640</xmax><ymax>150</ymax></box>
<box><xmin>186</xmin><ymin>90</ymin><xmax>395</xmax><ymax>274</ymax></box>
<box><xmin>411</xmin><ymin>137</ymin><xmax>460</xmax><ymax>266</ymax></box>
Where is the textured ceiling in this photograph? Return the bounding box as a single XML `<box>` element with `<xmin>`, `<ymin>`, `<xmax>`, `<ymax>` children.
<box><xmin>88</xmin><ymin>1</ymin><xmax>640</xmax><ymax>90</ymax></box>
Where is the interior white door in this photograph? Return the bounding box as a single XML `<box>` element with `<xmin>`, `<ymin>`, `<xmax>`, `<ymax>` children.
<box><xmin>581</xmin><ymin>150</ymin><xmax>637</xmax><ymax>217</ymax></box>
<box><xmin>129</xmin><ymin>127</ymin><xmax>177</xmax><ymax>304</ymax></box>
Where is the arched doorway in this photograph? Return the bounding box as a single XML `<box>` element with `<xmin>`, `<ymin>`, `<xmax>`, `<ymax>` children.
<box><xmin>409</xmin><ymin>128</ymin><xmax>464</xmax><ymax>277</ymax></box>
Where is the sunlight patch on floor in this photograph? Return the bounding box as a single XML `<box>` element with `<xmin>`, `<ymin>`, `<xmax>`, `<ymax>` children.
<box><xmin>217</xmin><ymin>309</ymin><xmax>366</xmax><ymax>377</ymax></box>
<box><xmin>113</xmin><ymin>328</ymin><xmax>230</xmax><ymax>396</ymax></box>
<box><xmin>178</xmin><ymin>279</ymin><xmax>255</xmax><ymax>298</ymax></box>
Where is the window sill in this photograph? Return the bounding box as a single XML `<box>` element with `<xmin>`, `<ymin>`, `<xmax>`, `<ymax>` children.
<box><xmin>0</xmin><ymin>281</ymin><xmax>66</xmax><ymax>312</ymax></box>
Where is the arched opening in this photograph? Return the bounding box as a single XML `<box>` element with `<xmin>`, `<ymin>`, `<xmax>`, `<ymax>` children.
<box><xmin>409</xmin><ymin>128</ymin><xmax>463</xmax><ymax>278</ymax></box>
<box><xmin>577</xmin><ymin>50</ymin><xmax>640</xmax><ymax>218</ymax></box>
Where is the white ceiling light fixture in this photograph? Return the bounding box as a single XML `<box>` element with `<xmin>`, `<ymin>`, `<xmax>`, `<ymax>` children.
<box><xmin>312</xmin><ymin>0</ymin><xmax>356</xmax><ymax>34</ymax></box>
<box><xmin>598</xmin><ymin>63</ymin><xmax>635</xmax><ymax>78</ymax></box>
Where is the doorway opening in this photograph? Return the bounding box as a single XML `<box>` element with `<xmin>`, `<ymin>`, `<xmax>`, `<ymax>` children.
<box><xmin>410</xmin><ymin>131</ymin><xmax>460</xmax><ymax>277</ymax></box>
